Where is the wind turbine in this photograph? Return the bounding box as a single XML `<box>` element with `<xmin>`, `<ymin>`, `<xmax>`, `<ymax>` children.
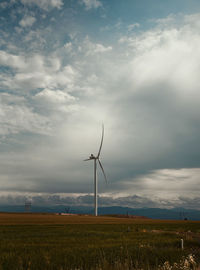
<box><xmin>84</xmin><ymin>125</ymin><xmax>107</xmax><ymax>216</ymax></box>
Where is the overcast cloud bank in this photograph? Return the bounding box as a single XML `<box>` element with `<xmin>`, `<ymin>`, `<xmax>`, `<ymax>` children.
<box><xmin>1</xmin><ymin>193</ymin><xmax>200</xmax><ymax>210</ymax></box>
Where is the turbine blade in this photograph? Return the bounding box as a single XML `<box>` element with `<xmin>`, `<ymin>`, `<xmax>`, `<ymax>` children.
<box><xmin>97</xmin><ymin>124</ymin><xmax>104</xmax><ymax>158</ymax></box>
<box><xmin>98</xmin><ymin>159</ymin><xmax>107</xmax><ymax>183</ymax></box>
<box><xmin>84</xmin><ymin>158</ymin><xmax>91</xmax><ymax>161</ymax></box>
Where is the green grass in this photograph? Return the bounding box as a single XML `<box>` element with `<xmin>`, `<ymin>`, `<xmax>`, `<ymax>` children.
<box><xmin>0</xmin><ymin>215</ymin><xmax>200</xmax><ymax>269</ymax></box>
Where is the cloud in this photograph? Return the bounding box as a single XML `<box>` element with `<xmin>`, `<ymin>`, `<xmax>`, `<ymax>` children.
<box><xmin>0</xmin><ymin>51</ymin><xmax>77</xmax><ymax>92</ymax></box>
<box><xmin>0</xmin><ymin>193</ymin><xmax>159</xmax><ymax>207</ymax></box>
<box><xmin>35</xmin><ymin>89</ymin><xmax>75</xmax><ymax>104</ymax></box>
<box><xmin>20</xmin><ymin>0</ymin><xmax>63</xmax><ymax>11</ymax></box>
<box><xmin>78</xmin><ymin>36</ymin><xmax>112</xmax><ymax>56</ymax></box>
<box><xmin>0</xmin><ymin>2</ymin><xmax>9</xmax><ymax>9</ymax></box>
<box><xmin>23</xmin><ymin>29</ymin><xmax>48</xmax><ymax>51</ymax></box>
<box><xmin>0</xmin><ymin>50</ymin><xmax>26</xmax><ymax>70</ymax></box>
<box><xmin>1</xmin><ymin>10</ymin><xmax>200</xmax><ymax>209</ymax></box>
<box><xmin>0</xmin><ymin>50</ymin><xmax>78</xmax><ymax>136</ymax></box>
<box><xmin>1</xmin><ymin>192</ymin><xmax>200</xmax><ymax>210</ymax></box>
<box><xmin>113</xmin><ymin>168</ymin><xmax>200</xmax><ymax>200</ymax></box>
<box><xmin>0</xmin><ymin>93</ymin><xmax>51</xmax><ymax>136</ymax></box>
<box><xmin>19</xmin><ymin>15</ymin><xmax>36</xmax><ymax>27</ymax></box>
<box><xmin>64</xmin><ymin>42</ymin><xmax>72</xmax><ymax>52</ymax></box>
<box><xmin>35</xmin><ymin>88</ymin><xmax>79</xmax><ymax>114</ymax></box>
<box><xmin>127</xmin><ymin>23</ymin><xmax>140</xmax><ymax>32</ymax></box>
<box><xmin>80</xmin><ymin>0</ymin><xmax>102</xmax><ymax>10</ymax></box>
<box><xmin>93</xmin><ymin>44</ymin><xmax>112</xmax><ymax>53</ymax></box>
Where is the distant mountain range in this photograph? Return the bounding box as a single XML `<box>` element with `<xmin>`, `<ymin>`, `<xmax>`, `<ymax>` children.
<box><xmin>0</xmin><ymin>205</ymin><xmax>200</xmax><ymax>220</ymax></box>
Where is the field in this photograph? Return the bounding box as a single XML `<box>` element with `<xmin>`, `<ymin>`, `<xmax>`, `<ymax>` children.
<box><xmin>0</xmin><ymin>213</ymin><xmax>200</xmax><ymax>270</ymax></box>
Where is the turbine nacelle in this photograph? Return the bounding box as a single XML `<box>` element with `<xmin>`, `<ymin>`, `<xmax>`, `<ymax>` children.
<box><xmin>89</xmin><ymin>154</ymin><xmax>95</xmax><ymax>159</ymax></box>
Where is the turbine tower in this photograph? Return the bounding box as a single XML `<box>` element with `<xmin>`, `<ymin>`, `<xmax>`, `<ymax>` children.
<box><xmin>84</xmin><ymin>125</ymin><xmax>107</xmax><ymax>216</ymax></box>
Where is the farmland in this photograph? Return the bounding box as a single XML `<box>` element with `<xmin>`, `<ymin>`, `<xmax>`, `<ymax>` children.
<box><xmin>0</xmin><ymin>213</ymin><xmax>200</xmax><ymax>269</ymax></box>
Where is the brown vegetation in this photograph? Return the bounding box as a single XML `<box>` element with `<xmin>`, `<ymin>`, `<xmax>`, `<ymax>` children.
<box><xmin>0</xmin><ymin>212</ymin><xmax>200</xmax><ymax>225</ymax></box>
<box><xmin>0</xmin><ymin>213</ymin><xmax>200</xmax><ymax>269</ymax></box>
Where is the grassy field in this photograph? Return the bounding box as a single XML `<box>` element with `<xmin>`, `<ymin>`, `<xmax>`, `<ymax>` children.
<box><xmin>0</xmin><ymin>213</ymin><xmax>200</xmax><ymax>270</ymax></box>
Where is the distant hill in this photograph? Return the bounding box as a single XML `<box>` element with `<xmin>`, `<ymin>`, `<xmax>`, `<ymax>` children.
<box><xmin>98</xmin><ymin>206</ymin><xmax>200</xmax><ymax>220</ymax></box>
<box><xmin>0</xmin><ymin>205</ymin><xmax>200</xmax><ymax>220</ymax></box>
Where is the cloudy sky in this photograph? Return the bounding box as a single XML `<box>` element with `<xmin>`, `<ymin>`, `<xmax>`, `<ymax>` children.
<box><xmin>1</xmin><ymin>0</ymin><xmax>200</xmax><ymax>209</ymax></box>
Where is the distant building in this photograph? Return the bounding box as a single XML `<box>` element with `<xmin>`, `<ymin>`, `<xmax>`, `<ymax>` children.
<box><xmin>58</xmin><ymin>213</ymin><xmax>77</xmax><ymax>216</ymax></box>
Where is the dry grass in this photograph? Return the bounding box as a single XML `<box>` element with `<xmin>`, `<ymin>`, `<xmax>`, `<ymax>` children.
<box><xmin>0</xmin><ymin>212</ymin><xmax>200</xmax><ymax>225</ymax></box>
<box><xmin>0</xmin><ymin>213</ymin><xmax>199</xmax><ymax>269</ymax></box>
